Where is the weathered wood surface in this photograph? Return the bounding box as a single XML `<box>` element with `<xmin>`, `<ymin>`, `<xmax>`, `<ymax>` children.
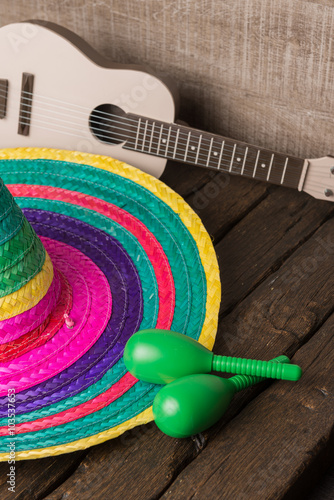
<box><xmin>1</xmin><ymin>1</ymin><xmax>334</xmax><ymax>498</ymax></box>
<box><xmin>0</xmin><ymin>161</ymin><xmax>332</xmax><ymax>499</ymax></box>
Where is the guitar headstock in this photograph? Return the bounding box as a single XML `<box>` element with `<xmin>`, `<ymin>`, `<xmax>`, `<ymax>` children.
<box><xmin>301</xmin><ymin>156</ymin><xmax>334</xmax><ymax>201</ymax></box>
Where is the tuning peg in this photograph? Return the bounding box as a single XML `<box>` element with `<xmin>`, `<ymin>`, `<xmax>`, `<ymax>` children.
<box><xmin>124</xmin><ymin>329</ymin><xmax>302</xmax><ymax>382</ymax></box>
<box><xmin>153</xmin><ymin>355</ymin><xmax>289</xmax><ymax>438</ymax></box>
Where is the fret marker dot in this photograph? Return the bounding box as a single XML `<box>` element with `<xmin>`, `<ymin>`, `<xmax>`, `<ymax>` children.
<box><xmin>236</xmin><ymin>157</ymin><xmax>241</xmax><ymax>162</ymax></box>
<box><xmin>261</xmin><ymin>163</ymin><xmax>266</xmax><ymax>168</ymax></box>
<box><xmin>191</xmin><ymin>146</ymin><xmax>196</xmax><ymax>151</ymax></box>
<box><xmin>162</xmin><ymin>139</ymin><xmax>166</xmax><ymax>144</ymax></box>
<box><xmin>213</xmin><ymin>152</ymin><xmax>218</xmax><ymax>156</ymax></box>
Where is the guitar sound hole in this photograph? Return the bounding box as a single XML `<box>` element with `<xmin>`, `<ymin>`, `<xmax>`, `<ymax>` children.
<box><xmin>89</xmin><ymin>104</ymin><xmax>128</xmax><ymax>145</ymax></box>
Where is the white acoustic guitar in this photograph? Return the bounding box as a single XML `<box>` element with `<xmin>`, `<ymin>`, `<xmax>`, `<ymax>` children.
<box><xmin>0</xmin><ymin>20</ymin><xmax>333</xmax><ymax>201</ymax></box>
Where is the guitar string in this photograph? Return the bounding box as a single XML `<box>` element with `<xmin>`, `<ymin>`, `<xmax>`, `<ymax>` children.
<box><xmin>14</xmin><ymin>119</ymin><xmax>330</xmax><ymax>194</ymax></box>
<box><xmin>16</xmin><ymin>117</ymin><xmax>319</xmax><ymax>193</ymax></box>
<box><xmin>16</xmin><ymin>114</ymin><xmax>302</xmax><ymax>178</ymax></box>
<box><xmin>15</xmin><ymin>90</ymin><xmax>310</xmax><ymax>166</ymax></box>
<box><xmin>0</xmin><ymin>116</ymin><xmax>311</xmax><ymax>187</ymax></box>
<box><xmin>12</xmin><ymin>116</ymin><xmax>331</xmax><ymax>192</ymax></box>
<box><xmin>0</xmin><ymin>88</ymin><xmax>305</xmax><ymax>175</ymax></box>
<box><xmin>0</xmin><ymin>88</ymin><xmax>299</xmax><ymax>162</ymax></box>
<box><xmin>12</xmin><ymin>116</ymin><xmax>334</xmax><ymax>192</ymax></box>
<box><xmin>15</xmin><ymin>119</ymin><xmax>250</xmax><ymax>173</ymax></box>
<box><xmin>14</xmin><ymin>116</ymin><xmax>244</xmax><ymax>168</ymax></box>
<box><xmin>4</xmin><ymin>88</ymin><xmax>258</xmax><ymax>159</ymax></box>
<box><xmin>18</xmin><ymin>89</ymin><xmax>148</xmax><ymax>127</ymax></box>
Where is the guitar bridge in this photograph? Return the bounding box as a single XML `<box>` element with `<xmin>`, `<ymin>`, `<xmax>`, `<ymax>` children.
<box><xmin>18</xmin><ymin>73</ymin><xmax>34</xmax><ymax>136</ymax></box>
<box><xmin>0</xmin><ymin>79</ymin><xmax>8</xmax><ymax>119</ymax></box>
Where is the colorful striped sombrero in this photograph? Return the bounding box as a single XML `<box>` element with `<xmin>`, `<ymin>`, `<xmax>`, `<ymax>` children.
<box><xmin>0</xmin><ymin>148</ymin><xmax>221</xmax><ymax>460</ymax></box>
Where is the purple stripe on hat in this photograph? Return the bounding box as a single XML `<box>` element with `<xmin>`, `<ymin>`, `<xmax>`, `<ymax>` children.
<box><xmin>0</xmin><ymin>209</ymin><xmax>143</xmax><ymax>415</ymax></box>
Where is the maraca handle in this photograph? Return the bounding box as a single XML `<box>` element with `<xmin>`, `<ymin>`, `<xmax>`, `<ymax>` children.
<box><xmin>229</xmin><ymin>355</ymin><xmax>290</xmax><ymax>392</ymax></box>
<box><xmin>212</xmin><ymin>355</ymin><xmax>302</xmax><ymax>381</ymax></box>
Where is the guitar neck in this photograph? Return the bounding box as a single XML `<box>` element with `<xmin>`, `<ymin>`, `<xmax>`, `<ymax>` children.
<box><xmin>123</xmin><ymin>114</ymin><xmax>305</xmax><ymax>190</ymax></box>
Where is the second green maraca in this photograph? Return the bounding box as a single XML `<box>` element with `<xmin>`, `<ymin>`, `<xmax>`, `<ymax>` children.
<box><xmin>153</xmin><ymin>355</ymin><xmax>289</xmax><ymax>438</ymax></box>
<box><xmin>124</xmin><ymin>329</ymin><xmax>302</xmax><ymax>382</ymax></box>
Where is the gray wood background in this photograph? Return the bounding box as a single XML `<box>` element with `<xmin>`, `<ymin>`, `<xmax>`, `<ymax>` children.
<box><xmin>1</xmin><ymin>0</ymin><xmax>334</xmax><ymax>161</ymax></box>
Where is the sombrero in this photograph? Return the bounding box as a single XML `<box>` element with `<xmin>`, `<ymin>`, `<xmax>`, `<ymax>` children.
<box><xmin>0</xmin><ymin>148</ymin><xmax>220</xmax><ymax>460</ymax></box>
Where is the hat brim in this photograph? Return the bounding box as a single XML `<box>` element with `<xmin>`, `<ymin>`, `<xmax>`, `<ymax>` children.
<box><xmin>0</xmin><ymin>148</ymin><xmax>220</xmax><ymax>460</ymax></box>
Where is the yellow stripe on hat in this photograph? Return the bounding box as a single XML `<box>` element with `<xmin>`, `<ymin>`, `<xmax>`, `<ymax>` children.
<box><xmin>0</xmin><ymin>251</ymin><xmax>54</xmax><ymax>320</ymax></box>
<box><xmin>0</xmin><ymin>408</ymin><xmax>154</xmax><ymax>461</ymax></box>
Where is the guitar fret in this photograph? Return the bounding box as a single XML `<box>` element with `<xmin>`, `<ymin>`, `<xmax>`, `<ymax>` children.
<box><xmin>253</xmin><ymin>150</ymin><xmax>260</xmax><ymax>177</ymax></box>
<box><xmin>195</xmin><ymin>135</ymin><xmax>202</xmax><ymax>164</ymax></box>
<box><xmin>209</xmin><ymin>138</ymin><xmax>221</xmax><ymax>169</ymax></box>
<box><xmin>135</xmin><ymin>118</ymin><xmax>141</xmax><ymax>150</ymax></box>
<box><xmin>124</xmin><ymin>115</ymin><xmax>304</xmax><ymax>191</ymax></box>
<box><xmin>229</xmin><ymin>144</ymin><xmax>237</xmax><ymax>171</ymax></box>
<box><xmin>173</xmin><ymin>128</ymin><xmax>180</xmax><ymax>159</ymax></box>
<box><xmin>218</xmin><ymin>140</ymin><xmax>225</xmax><ymax>169</ymax></box>
<box><xmin>241</xmin><ymin>147</ymin><xmax>248</xmax><ymax>175</ymax></box>
<box><xmin>267</xmin><ymin>153</ymin><xmax>274</xmax><ymax>181</ymax></box>
<box><xmin>148</xmin><ymin>121</ymin><xmax>155</xmax><ymax>153</ymax></box>
<box><xmin>157</xmin><ymin>123</ymin><xmax>163</xmax><ymax>154</ymax></box>
<box><xmin>184</xmin><ymin>131</ymin><xmax>191</xmax><ymax>161</ymax></box>
<box><xmin>206</xmin><ymin>137</ymin><xmax>214</xmax><ymax>167</ymax></box>
<box><xmin>281</xmin><ymin>158</ymin><xmax>289</xmax><ymax>184</ymax></box>
<box><xmin>160</xmin><ymin>125</ymin><xmax>167</xmax><ymax>154</ymax></box>
<box><xmin>141</xmin><ymin>120</ymin><xmax>148</xmax><ymax>152</ymax></box>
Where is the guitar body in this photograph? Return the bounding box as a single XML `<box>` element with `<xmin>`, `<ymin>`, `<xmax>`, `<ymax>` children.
<box><xmin>0</xmin><ymin>21</ymin><xmax>176</xmax><ymax>177</ymax></box>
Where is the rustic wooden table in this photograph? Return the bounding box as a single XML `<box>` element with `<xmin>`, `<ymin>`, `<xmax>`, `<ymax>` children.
<box><xmin>0</xmin><ymin>160</ymin><xmax>333</xmax><ymax>499</ymax></box>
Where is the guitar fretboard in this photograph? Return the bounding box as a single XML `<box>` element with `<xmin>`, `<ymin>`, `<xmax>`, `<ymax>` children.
<box><xmin>124</xmin><ymin>115</ymin><xmax>304</xmax><ymax>189</ymax></box>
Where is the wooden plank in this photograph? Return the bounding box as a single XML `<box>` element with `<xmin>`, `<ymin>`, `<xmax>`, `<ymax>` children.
<box><xmin>44</xmin><ymin>423</ymin><xmax>196</xmax><ymax>500</ymax></box>
<box><xmin>167</xmin><ymin>173</ymin><xmax>334</xmax><ymax>318</ymax></box>
<box><xmin>215</xmin><ymin>187</ymin><xmax>334</xmax><ymax>313</ymax></box>
<box><xmin>186</xmin><ymin>175</ymin><xmax>270</xmax><ymax>239</ymax></box>
<box><xmin>0</xmin><ymin>451</ymin><xmax>85</xmax><ymax>499</ymax></box>
<box><xmin>161</xmin><ymin>161</ymin><xmax>218</xmax><ymax>197</ymax></box>
<box><xmin>3</xmin><ymin>174</ymin><xmax>331</xmax><ymax>500</ymax></box>
<box><xmin>161</xmin><ymin>312</ymin><xmax>334</xmax><ymax>500</ymax></box>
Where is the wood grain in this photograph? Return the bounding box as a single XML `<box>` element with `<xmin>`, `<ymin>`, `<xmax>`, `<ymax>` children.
<box><xmin>161</xmin><ymin>314</ymin><xmax>334</xmax><ymax>500</ymax></box>
<box><xmin>0</xmin><ymin>451</ymin><xmax>85</xmax><ymax>499</ymax></box>
<box><xmin>162</xmin><ymin>218</ymin><xmax>334</xmax><ymax>499</ymax></box>
<box><xmin>214</xmin><ymin>187</ymin><xmax>334</xmax><ymax>313</ymax></box>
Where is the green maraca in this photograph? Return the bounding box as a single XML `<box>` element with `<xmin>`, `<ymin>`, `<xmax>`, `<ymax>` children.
<box><xmin>153</xmin><ymin>355</ymin><xmax>289</xmax><ymax>438</ymax></box>
<box><xmin>124</xmin><ymin>329</ymin><xmax>302</xmax><ymax>382</ymax></box>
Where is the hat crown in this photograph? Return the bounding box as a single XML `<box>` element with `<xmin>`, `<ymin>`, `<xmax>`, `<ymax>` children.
<box><xmin>0</xmin><ymin>178</ymin><xmax>53</xmax><ymax>312</ymax></box>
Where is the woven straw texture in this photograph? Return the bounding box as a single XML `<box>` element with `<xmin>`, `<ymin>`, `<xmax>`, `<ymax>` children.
<box><xmin>0</xmin><ymin>252</ymin><xmax>53</xmax><ymax>321</ymax></box>
<box><xmin>0</xmin><ymin>148</ymin><xmax>221</xmax><ymax>461</ymax></box>
<box><xmin>0</xmin><ymin>269</ymin><xmax>60</xmax><ymax>343</ymax></box>
<box><xmin>0</xmin><ymin>218</ymin><xmax>37</xmax><ymax>280</ymax></box>
<box><xmin>0</xmin><ymin>270</ymin><xmax>70</xmax><ymax>362</ymax></box>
